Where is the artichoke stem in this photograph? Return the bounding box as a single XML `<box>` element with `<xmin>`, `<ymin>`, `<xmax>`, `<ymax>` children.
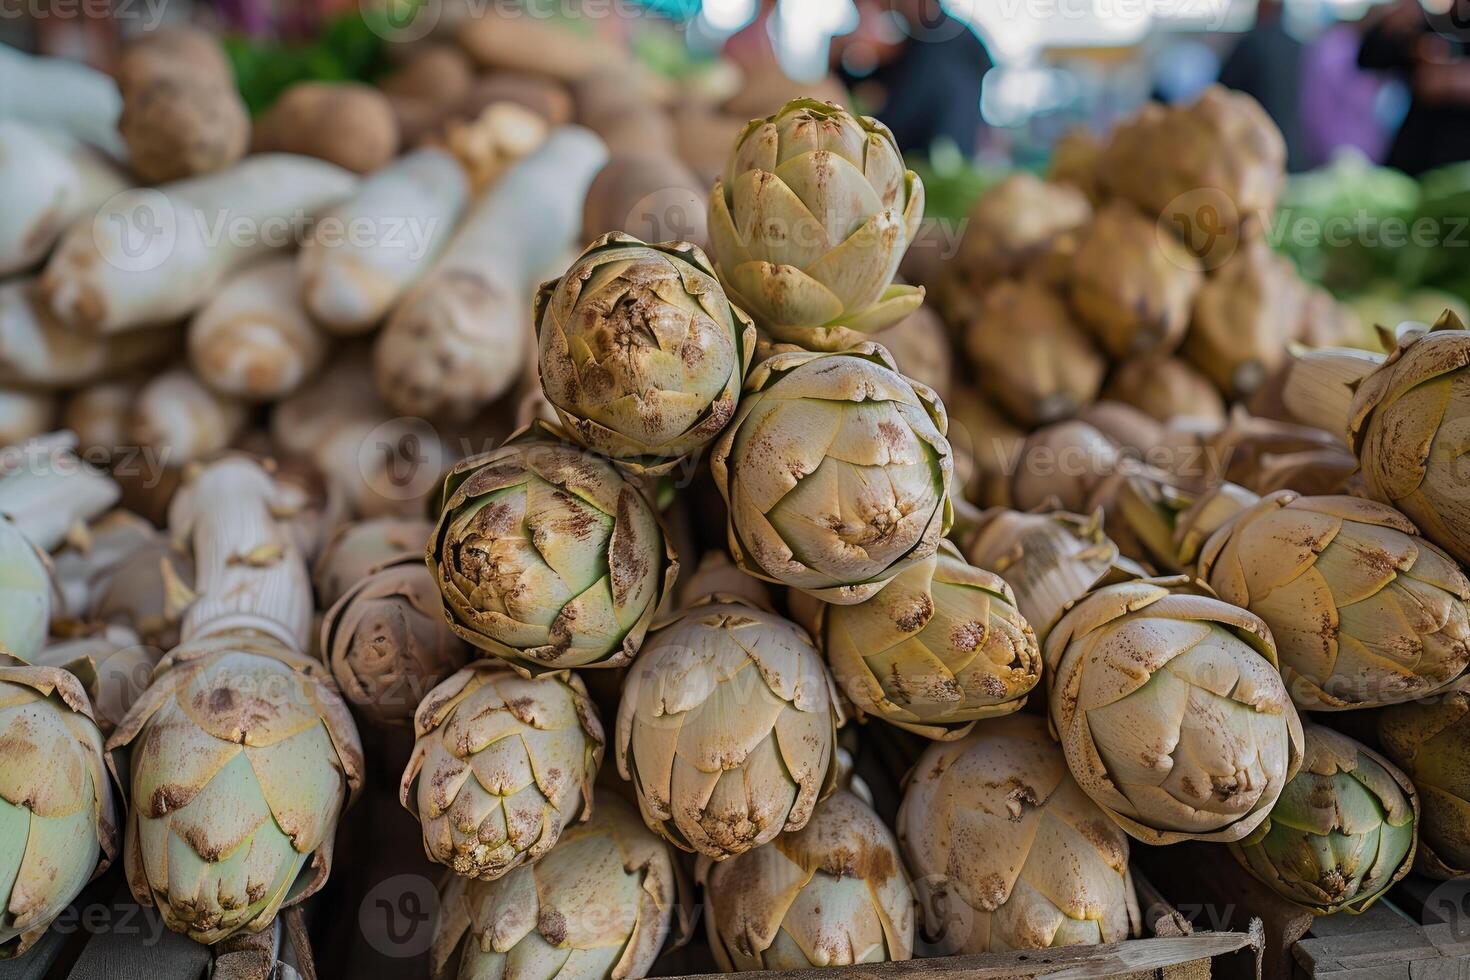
<box><xmin>1282</xmin><ymin>348</ymin><xmax>1383</xmax><ymax>439</ymax></box>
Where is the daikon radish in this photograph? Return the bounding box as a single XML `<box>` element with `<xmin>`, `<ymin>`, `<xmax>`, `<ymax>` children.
<box><xmin>0</xmin><ymin>43</ymin><xmax>126</xmax><ymax>158</ymax></box>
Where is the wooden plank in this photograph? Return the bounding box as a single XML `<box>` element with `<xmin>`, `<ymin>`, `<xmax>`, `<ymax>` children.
<box><xmin>1305</xmin><ymin>897</ymin><xmax>1415</xmax><ymax>939</ymax></box>
<box><xmin>61</xmin><ymin>882</ymin><xmax>209</xmax><ymax>980</ymax></box>
<box><xmin>0</xmin><ymin>924</ymin><xmax>70</xmax><ymax>980</ymax></box>
<box><xmin>1292</xmin><ymin>922</ymin><xmax>1470</xmax><ymax>979</ymax></box>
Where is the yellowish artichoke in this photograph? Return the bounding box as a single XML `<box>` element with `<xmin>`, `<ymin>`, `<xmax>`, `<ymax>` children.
<box><xmin>1184</xmin><ymin>237</ymin><xmax>1303</xmax><ymax>398</ymax></box>
<box><xmin>711</xmin><ymin>342</ymin><xmax>952</xmax><ymax>604</ymax></box>
<box><xmin>1103</xmin><ymin>356</ymin><xmax>1226</xmax><ymax>426</ymax></box>
<box><xmin>402</xmin><ymin>665</ymin><xmax>602</xmax><ymax>881</ymax></box>
<box><xmin>944</xmin><ymin>172</ymin><xmax>1091</xmax><ymax>299</ymax></box>
<box><xmin>615</xmin><ymin>598</ymin><xmax>841</xmax><ymax>859</ymax></box>
<box><xmin>1230</xmin><ymin>723</ymin><xmax>1417</xmax><ymax>914</ymax></box>
<box><xmin>428</xmin><ymin>423</ymin><xmax>676</xmax><ymax>674</ymax></box>
<box><xmin>534</xmin><ymin>233</ymin><xmax>755</xmax><ymax>474</ymax></box>
<box><xmin>897</xmin><ymin>713</ymin><xmax>1140</xmax><ymax>954</ymax></box>
<box><xmin>1377</xmin><ymin>678</ymin><xmax>1470</xmax><ymax>878</ymax></box>
<box><xmin>707</xmin><ymin>98</ymin><xmax>925</xmax><ymax>349</ymax></box>
<box><xmin>1045</xmin><ymin>578</ymin><xmax>1304</xmax><ymax>844</ymax></box>
<box><xmin>699</xmin><ymin>783</ymin><xmax>913</xmax><ymax>970</ymax></box>
<box><xmin>822</xmin><ymin>542</ymin><xmax>1040</xmax><ymax>740</ymax></box>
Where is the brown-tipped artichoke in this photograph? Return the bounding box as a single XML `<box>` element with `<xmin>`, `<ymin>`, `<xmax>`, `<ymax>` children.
<box><xmin>707</xmin><ymin>98</ymin><xmax>925</xmax><ymax>349</ymax></box>
<box><xmin>429</xmin><ymin>423</ymin><xmax>676</xmax><ymax>674</ymax></box>
<box><xmin>711</xmin><ymin>342</ymin><xmax>952</xmax><ymax>605</ymax></box>
<box><xmin>534</xmin><ymin>233</ymin><xmax>755</xmax><ymax>474</ymax></box>
<box><xmin>1045</xmin><ymin>578</ymin><xmax>1304</xmax><ymax>844</ymax></box>
<box><xmin>699</xmin><ymin>783</ymin><xmax>913</xmax><ymax>970</ymax></box>
<box><xmin>960</xmin><ymin>277</ymin><xmax>1105</xmax><ymax>427</ymax></box>
<box><xmin>1006</xmin><ymin>420</ymin><xmax>1123</xmax><ymax>515</ymax></box>
<box><xmin>1285</xmin><ymin>313</ymin><xmax>1470</xmax><ymax>567</ymax></box>
<box><xmin>1377</xmin><ymin>678</ymin><xmax>1470</xmax><ymax>878</ymax></box>
<box><xmin>402</xmin><ymin>665</ymin><xmax>603</xmax><ymax>881</ymax></box>
<box><xmin>322</xmin><ymin>556</ymin><xmax>473</xmax><ymax>728</ymax></box>
<box><xmin>615</xmin><ymin>598</ymin><xmax>841</xmax><ymax>859</ymax></box>
<box><xmin>1189</xmin><ymin>490</ymin><xmax>1470</xmax><ymax>711</ymax></box>
<box><xmin>1185</xmin><ymin>236</ymin><xmax>1303</xmax><ymax>398</ymax></box>
<box><xmin>822</xmin><ymin>542</ymin><xmax>1040</xmax><ymax>740</ymax></box>
<box><xmin>897</xmin><ymin>713</ymin><xmax>1140</xmax><ymax>954</ymax></box>
<box><xmin>1069</xmin><ymin>200</ymin><xmax>1203</xmax><ymax>358</ymax></box>
<box><xmin>1230</xmin><ymin>723</ymin><xmax>1417</xmax><ymax>914</ymax></box>
<box><xmin>1103</xmin><ymin>356</ymin><xmax>1226</xmax><ymax>426</ymax></box>
<box><xmin>943</xmin><ymin>172</ymin><xmax>1091</xmax><ymax>302</ymax></box>
<box><xmin>314</xmin><ymin>516</ymin><xmax>432</xmax><ymax>609</ymax></box>
<box><xmin>0</xmin><ymin>656</ymin><xmax>117</xmax><ymax>958</ymax></box>
<box><xmin>430</xmin><ymin>793</ymin><xmax>687</xmax><ymax>980</ymax></box>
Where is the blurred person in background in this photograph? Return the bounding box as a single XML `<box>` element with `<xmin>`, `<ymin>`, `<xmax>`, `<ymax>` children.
<box><xmin>1218</xmin><ymin>0</ymin><xmax>1308</xmax><ymax>170</ymax></box>
<box><xmin>1360</xmin><ymin>0</ymin><xmax>1470</xmax><ymax>174</ymax></box>
<box><xmin>830</xmin><ymin>0</ymin><xmax>992</xmax><ymax>156</ymax></box>
<box><xmin>1301</xmin><ymin>14</ymin><xmax>1393</xmax><ymax>167</ymax></box>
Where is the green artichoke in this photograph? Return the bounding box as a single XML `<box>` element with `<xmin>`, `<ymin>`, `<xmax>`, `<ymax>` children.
<box><xmin>535</xmin><ymin>233</ymin><xmax>755</xmax><ymax>475</ymax></box>
<box><xmin>711</xmin><ymin>342</ymin><xmax>952</xmax><ymax>604</ymax></box>
<box><xmin>402</xmin><ymin>665</ymin><xmax>603</xmax><ymax>881</ymax></box>
<box><xmin>428</xmin><ymin>422</ymin><xmax>676</xmax><ymax>674</ymax></box>
<box><xmin>0</xmin><ymin>657</ymin><xmax>117</xmax><ymax>957</ymax></box>
<box><xmin>1231</xmin><ymin>723</ymin><xmax>1416</xmax><ymax>914</ymax></box>
<box><xmin>0</xmin><ymin>516</ymin><xmax>51</xmax><ymax>661</ymax></box>
<box><xmin>1378</xmin><ymin>678</ymin><xmax>1470</xmax><ymax>878</ymax></box>
<box><xmin>708</xmin><ymin>98</ymin><xmax>925</xmax><ymax>350</ymax></box>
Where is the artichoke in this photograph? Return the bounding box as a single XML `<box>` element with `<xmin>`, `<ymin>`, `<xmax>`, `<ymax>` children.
<box><xmin>430</xmin><ymin>793</ymin><xmax>687</xmax><ymax>980</ymax></box>
<box><xmin>942</xmin><ymin>172</ymin><xmax>1091</xmax><ymax>305</ymax></box>
<box><xmin>314</xmin><ymin>516</ymin><xmax>432</xmax><ymax>609</ymax></box>
<box><xmin>402</xmin><ymin>665</ymin><xmax>603</xmax><ymax>881</ymax></box>
<box><xmin>1005</xmin><ymin>420</ymin><xmax>1123</xmax><ymax>515</ymax></box>
<box><xmin>711</xmin><ymin>342</ymin><xmax>952</xmax><ymax>605</ymax></box>
<box><xmin>707</xmin><ymin>98</ymin><xmax>925</xmax><ymax>350</ymax></box>
<box><xmin>428</xmin><ymin>423</ymin><xmax>676</xmax><ymax>674</ymax></box>
<box><xmin>822</xmin><ymin>542</ymin><xmax>1041</xmax><ymax>740</ymax></box>
<box><xmin>1184</xmin><ymin>236</ymin><xmax>1303</xmax><ymax>398</ymax></box>
<box><xmin>699</xmin><ymin>783</ymin><xmax>914</xmax><ymax>970</ymax></box>
<box><xmin>0</xmin><ymin>657</ymin><xmax>117</xmax><ymax>957</ymax></box>
<box><xmin>1102</xmin><ymin>356</ymin><xmax>1225</xmax><ymax>426</ymax></box>
<box><xmin>322</xmin><ymin>555</ymin><xmax>473</xmax><ymax>728</ymax></box>
<box><xmin>1230</xmin><ymin>723</ymin><xmax>1417</xmax><ymax>914</ymax></box>
<box><xmin>1285</xmin><ymin>312</ymin><xmax>1470</xmax><ymax>567</ymax></box>
<box><xmin>0</xmin><ymin>516</ymin><xmax>51</xmax><ymax>661</ymax></box>
<box><xmin>615</xmin><ymin>598</ymin><xmax>841</xmax><ymax>859</ymax></box>
<box><xmin>897</xmin><ymin>713</ymin><xmax>1140</xmax><ymax>954</ymax></box>
<box><xmin>534</xmin><ymin>233</ymin><xmax>756</xmax><ymax>474</ymax></box>
<box><xmin>1378</xmin><ymin>678</ymin><xmax>1470</xmax><ymax>878</ymax></box>
<box><xmin>1045</xmin><ymin>578</ymin><xmax>1304</xmax><ymax>844</ymax></box>
<box><xmin>1188</xmin><ymin>490</ymin><xmax>1470</xmax><ymax>711</ymax></box>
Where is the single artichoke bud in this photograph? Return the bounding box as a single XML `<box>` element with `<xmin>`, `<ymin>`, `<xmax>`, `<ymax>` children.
<box><xmin>429</xmin><ymin>422</ymin><xmax>676</xmax><ymax>674</ymax></box>
<box><xmin>708</xmin><ymin>98</ymin><xmax>925</xmax><ymax>349</ymax></box>
<box><xmin>322</xmin><ymin>556</ymin><xmax>473</xmax><ymax>728</ymax></box>
<box><xmin>943</xmin><ymin>172</ymin><xmax>1092</xmax><ymax>301</ymax></box>
<box><xmin>1230</xmin><ymin>723</ymin><xmax>1417</xmax><ymax>914</ymax></box>
<box><xmin>0</xmin><ymin>656</ymin><xmax>117</xmax><ymax>957</ymax></box>
<box><xmin>897</xmin><ymin>713</ymin><xmax>1140</xmax><ymax>954</ymax></box>
<box><xmin>314</xmin><ymin>516</ymin><xmax>433</xmax><ymax>610</ymax></box>
<box><xmin>1184</xmin><ymin>236</ymin><xmax>1303</xmax><ymax>398</ymax></box>
<box><xmin>615</xmin><ymin>598</ymin><xmax>841</xmax><ymax>859</ymax></box>
<box><xmin>1188</xmin><ymin>490</ymin><xmax>1470</xmax><ymax>710</ymax></box>
<box><xmin>1047</xmin><ymin>128</ymin><xmax>1105</xmax><ymax>203</ymax></box>
<box><xmin>534</xmin><ymin>233</ymin><xmax>756</xmax><ymax>474</ymax></box>
<box><xmin>675</xmin><ymin>550</ymin><xmax>772</xmax><ymax>611</ymax></box>
<box><xmin>33</xmin><ymin>624</ymin><xmax>160</xmax><ymax>735</ymax></box>
<box><xmin>1069</xmin><ymin>199</ymin><xmax>1203</xmax><ymax>359</ymax></box>
<box><xmin>960</xmin><ymin>277</ymin><xmax>1106</xmax><ymax>427</ymax></box>
<box><xmin>699</xmin><ymin>783</ymin><xmax>914</xmax><ymax>970</ymax></box>
<box><xmin>1377</xmin><ymin>678</ymin><xmax>1470</xmax><ymax>878</ymax></box>
<box><xmin>711</xmin><ymin>343</ymin><xmax>952</xmax><ymax>605</ymax></box>
<box><xmin>429</xmin><ymin>793</ymin><xmax>688</xmax><ymax>980</ymax></box>
<box><xmin>402</xmin><ymin>665</ymin><xmax>603</xmax><ymax>881</ymax></box>
<box><xmin>1045</xmin><ymin>578</ymin><xmax>1305</xmax><ymax>844</ymax></box>
<box><xmin>822</xmin><ymin>541</ymin><xmax>1041</xmax><ymax>740</ymax></box>
<box><xmin>0</xmin><ymin>516</ymin><xmax>51</xmax><ymax>660</ymax></box>
<box><xmin>1285</xmin><ymin>312</ymin><xmax>1470</xmax><ymax>567</ymax></box>
<box><xmin>1103</xmin><ymin>356</ymin><xmax>1226</xmax><ymax>426</ymax></box>
<box><xmin>1007</xmin><ymin>420</ymin><xmax>1122</xmax><ymax>515</ymax></box>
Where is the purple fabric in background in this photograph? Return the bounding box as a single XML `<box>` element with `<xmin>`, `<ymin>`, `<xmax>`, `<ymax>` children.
<box><xmin>1302</xmin><ymin>24</ymin><xmax>1390</xmax><ymax>167</ymax></box>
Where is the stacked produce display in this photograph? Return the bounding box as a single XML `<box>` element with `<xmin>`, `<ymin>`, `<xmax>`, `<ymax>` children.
<box><xmin>1</xmin><ymin>12</ymin><xmax>1469</xmax><ymax>980</ymax></box>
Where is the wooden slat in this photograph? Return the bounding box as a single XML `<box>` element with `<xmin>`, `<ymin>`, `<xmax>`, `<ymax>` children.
<box><xmin>61</xmin><ymin>883</ymin><xmax>209</xmax><ymax>980</ymax></box>
<box><xmin>0</xmin><ymin>924</ymin><xmax>70</xmax><ymax>980</ymax></box>
<box><xmin>1292</xmin><ymin>922</ymin><xmax>1470</xmax><ymax>978</ymax></box>
<box><xmin>1304</xmin><ymin>897</ymin><xmax>1415</xmax><ymax>939</ymax></box>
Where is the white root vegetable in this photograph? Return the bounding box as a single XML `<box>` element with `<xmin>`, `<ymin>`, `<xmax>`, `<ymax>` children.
<box><xmin>39</xmin><ymin>154</ymin><xmax>356</xmax><ymax>334</ymax></box>
<box><xmin>131</xmin><ymin>368</ymin><xmax>248</xmax><ymax>466</ymax></box>
<box><xmin>0</xmin><ymin>432</ymin><xmax>120</xmax><ymax>552</ymax></box>
<box><xmin>374</xmin><ymin>126</ymin><xmax>607</xmax><ymax>420</ymax></box>
<box><xmin>0</xmin><ymin>43</ymin><xmax>126</xmax><ymax>158</ymax></box>
<box><xmin>0</xmin><ymin>122</ymin><xmax>130</xmax><ymax>276</ymax></box>
<box><xmin>188</xmin><ymin>257</ymin><xmax>328</xmax><ymax>401</ymax></box>
<box><xmin>62</xmin><ymin>376</ymin><xmax>144</xmax><ymax>459</ymax></box>
<box><xmin>298</xmin><ymin>148</ymin><xmax>469</xmax><ymax>335</ymax></box>
<box><xmin>0</xmin><ymin>280</ymin><xmax>175</xmax><ymax>388</ymax></box>
<box><xmin>0</xmin><ymin>388</ymin><xmax>58</xmax><ymax>448</ymax></box>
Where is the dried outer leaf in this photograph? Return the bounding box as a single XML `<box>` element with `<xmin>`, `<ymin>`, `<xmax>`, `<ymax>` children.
<box><xmin>1377</xmin><ymin>677</ymin><xmax>1470</xmax><ymax>878</ymax></box>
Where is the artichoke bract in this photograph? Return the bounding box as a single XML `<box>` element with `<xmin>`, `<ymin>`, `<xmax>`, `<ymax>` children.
<box><xmin>822</xmin><ymin>542</ymin><xmax>1041</xmax><ymax>740</ymax></box>
<box><xmin>711</xmin><ymin>343</ymin><xmax>952</xmax><ymax>604</ymax></box>
<box><xmin>615</xmin><ymin>598</ymin><xmax>841</xmax><ymax>859</ymax></box>
<box><xmin>535</xmin><ymin>233</ymin><xmax>755</xmax><ymax>475</ymax></box>
<box><xmin>897</xmin><ymin>713</ymin><xmax>1140</xmax><ymax>954</ymax></box>
<box><xmin>1045</xmin><ymin>578</ymin><xmax>1304</xmax><ymax>844</ymax></box>
<box><xmin>430</xmin><ymin>793</ymin><xmax>687</xmax><ymax>980</ymax></box>
<box><xmin>1231</xmin><ymin>723</ymin><xmax>1416</xmax><ymax>914</ymax></box>
<box><xmin>0</xmin><ymin>516</ymin><xmax>51</xmax><ymax>661</ymax></box>
<box><xmin>1189</xmin><ymin>490</ymin><xmax>1470</xmax><ymax>711</ymax></box>
<box><xmin>429</xmin><ymin>423</ymin><xmax>676</xmax><ymax>674</ymax></box>
<box><xmin>0</xmin><ymin>657</ymin><xmax>117</xmax><ymax>958</ymax></box>
<box><xmin>402</xmin><ymin>665</ymin><xmax>603</xmax><ymax>881</ymax></box>
<box><xmin>699</xmin><ymin>784</ymin><xmax>914</xmax><ymax>970</ymax></box>
<box><xmin>707</xmin><ymin>98</ymin><xmax>925</xmax><ymax>350</ymax></box>
<box><xmin>1378</xmin><ymin>678</ymin><xmax>1470</xmax><ymax>878</ymax></box>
